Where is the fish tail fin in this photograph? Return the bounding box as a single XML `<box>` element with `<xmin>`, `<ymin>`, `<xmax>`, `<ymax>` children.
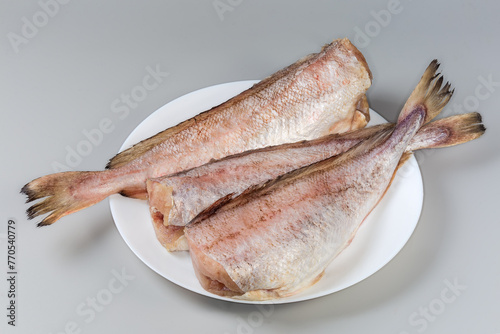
<box><xmin>21</xmin><ymin>170</ymin><xmax>115</xmax><ymax>226</ymax></box>
<box><xmin>106</xmin><ymin>125</ymin><xmax>186</xmax><ymax>169</ymax></box>
<box><xmin>398</xmin><ymin>60</ymin><xmax>454</xmax><ymax>125</ymax></box>
<box><xmin>408</xmin><ymin>112</ymin><xmax>486</xmax><ymax>151</ymax></box>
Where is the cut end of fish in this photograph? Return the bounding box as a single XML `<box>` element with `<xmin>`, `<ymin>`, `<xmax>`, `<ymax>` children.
<box><xmin>399</xmin><ymin>59</ymin><xmax>454</xmax><ymax>125</ymax></box>
<box><xmin>333</xmin><ymin>38</ymin><xmax>373</xmax><ymax>82</ymax></box>
<box><xmin>147</xmin><ymin>179</ymin><xmax>191</xmax><ymax>251</ymax></box>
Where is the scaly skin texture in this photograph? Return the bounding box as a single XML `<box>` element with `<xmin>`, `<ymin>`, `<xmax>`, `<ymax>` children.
<box><xmin>22</xmin><ymin>38</ymin><xmax>371</xmax><ymax>226</ymax></box>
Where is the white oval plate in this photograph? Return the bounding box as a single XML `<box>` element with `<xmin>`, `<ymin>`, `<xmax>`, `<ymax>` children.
<box><xmin>109</xmin><ymin>80</ymin><xmax>423</xmax><ymax>304</ymax></box>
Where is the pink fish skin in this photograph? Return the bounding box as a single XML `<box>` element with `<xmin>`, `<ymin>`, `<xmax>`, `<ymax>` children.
<box><xmin>184</xmin><ymin>60</ymin><xmax>479</xmax><ymax>300</ymax></box>
<box><xmin>22</xmin><ymin>38</ymin><xmax>372</xmax><ymax>226</ymax></box>
<box><xmin>148</xmin><ymin>112</ymin><xmax>484</xmax><ymax>251</ymax></box>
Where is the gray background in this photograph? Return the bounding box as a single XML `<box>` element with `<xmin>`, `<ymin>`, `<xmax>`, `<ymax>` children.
<box><xmin>1</xmin><ymin>1</ymin><xmax>499</xmax><ymax>333</ymax></box>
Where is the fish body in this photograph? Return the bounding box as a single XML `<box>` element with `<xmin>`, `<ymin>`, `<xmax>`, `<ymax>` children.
<box><xmin>23</xmin><ymin>38</ymin><xmax>371</xmax><ymax>226</ymax></box>
<box><xmin>183</xmin><ymin>61</ymin><xmax>460</xmax><ymax>300</ymax></box>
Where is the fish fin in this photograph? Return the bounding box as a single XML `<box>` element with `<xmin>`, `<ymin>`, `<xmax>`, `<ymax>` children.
<box><xmin>396</xmin><ymin>152</ymin><xmax>414</xmax><ymax>170</ymax></box>
<box><xmin>284</xmin><ymin>128</ymin><xmax>393</xmax><ymax>188</ymax></box>
<box><xmin>355</xmin><ymin>94</ymin><xmax>370</xmax><ymax>124</ymax></box>
<box><xmin>377</xmin><ymin>153</ymin><xmax>411</xmax><ymax>207</ymax></box>
<box><xmin>328</xmin><ymin>127</ymin><xmax>395</xmax><ymax>165</ymax></box>
<box><xmin>333</xmin><ymin>123</ymin><xmax>394</xmax><ymax>141</ymax></box>
<box><xmin>21</xmin><ymin>171</ymin><xmax>113</xmax><ymax>226</ymax></box>
<box><xmin>328</xmin><ymin>93</ymin><xmax>371</xmax><ymax>134</ymax></box>
<box><xmin>105</xmin><ymin>117</ymin><xmax>197</xmax><ymax>169</ymax></box>
<box><xmin>119</xmin><ymin>187</ymin><xmax>148</xmax><ymax>200</ymax></box>
<box><xmin>407</xmin><ymin>112</ymin><xmax>485</xmax><ymax>151</ymax></box>
<box><xmin>398</xmin><ymin>60</ymin><xmax>454</xmax><ymax>125</ymax></box>
<box><xmin>189</xmin><ymin>193</ymin><xmax>237</xmax><ymax>226</ymax></box>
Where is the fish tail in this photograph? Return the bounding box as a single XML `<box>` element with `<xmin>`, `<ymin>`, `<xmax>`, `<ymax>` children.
<box><xmin>408</xmin><ymin>112</ymin><xmax>486</xmax><ymax>151</ymax></box>
<box><xmin>398</xmin><ymin>60</ymin><xmax>454</xmax><ymax>125</ymax></box>
<box><xmin>21</xmin><ymin>170</ymin><xmax>116</xmax><ymax>226</ymax></box>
